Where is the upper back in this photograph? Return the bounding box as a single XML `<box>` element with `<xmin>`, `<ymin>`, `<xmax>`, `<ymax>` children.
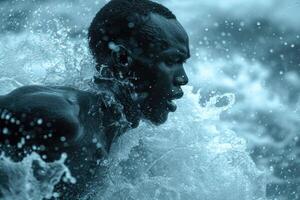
<box><xmin>1</xmin><ymin>85</ymin><xmax>90</xmax><ymax>116</ymax></box>
<box><xmin>0</xmin><ymin>85</ymin><xmax>99</xmax><ymax>143</ymax></box>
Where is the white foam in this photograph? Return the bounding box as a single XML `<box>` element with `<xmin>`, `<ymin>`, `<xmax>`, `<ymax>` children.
<box><xmin>0</xmin><ymin>153</ymin><xmax>75</xmax><ymax>200</ymax></box>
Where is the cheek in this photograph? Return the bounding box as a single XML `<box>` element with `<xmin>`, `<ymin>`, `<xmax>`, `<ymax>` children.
<box><xmin>157</xmin><ymin>62</ymin><xmax>172</xmax><ymax>73</ymax></box>
<box><xmin>155</xmin><ymin>63</ymin><xmax>174</xmax><ymax>82</ymax></box>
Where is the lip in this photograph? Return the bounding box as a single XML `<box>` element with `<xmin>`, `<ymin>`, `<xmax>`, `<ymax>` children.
<box><xmin>166</xmin><ymin>100</ymin><xmax>177</xmax><ymax>112</ymax></box>
<box><xmin>165</xmin><ymin>89</ymin><xmax>184</xmax><ymax>112</ymax></box>
<box><xmin>169</xmin><ymin>90</ymin><xmax>184</xmax><ymax>100</ymax></box>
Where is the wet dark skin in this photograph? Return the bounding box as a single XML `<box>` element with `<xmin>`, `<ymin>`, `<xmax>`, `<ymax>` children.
<box><xmin>134</xmin><ymin>14</ymin><xmax>190</xmax><ymax>124</ymax></box>
<box><xmin>0</xmin><ymin>13</ymin><xmax>189</xmax><ymax>198</ymax></box>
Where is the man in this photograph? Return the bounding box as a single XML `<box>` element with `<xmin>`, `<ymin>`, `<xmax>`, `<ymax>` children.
<box><xmin>0</xmin><ymin>0</ymin><xmax>190</xmax><ymax>198</ymax></box>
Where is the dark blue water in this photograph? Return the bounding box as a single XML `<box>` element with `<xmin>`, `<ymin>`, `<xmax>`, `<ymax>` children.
<box><xmin>1</xmin><ymin>0</ymin><xmax>299</xmax><ymax>199</ymax></box>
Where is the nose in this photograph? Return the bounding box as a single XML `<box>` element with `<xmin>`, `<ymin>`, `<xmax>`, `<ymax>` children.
<box><xmin>174</xmin><ymin>68</ymin><xmax>189</xmax><ymax>86</ymax></box>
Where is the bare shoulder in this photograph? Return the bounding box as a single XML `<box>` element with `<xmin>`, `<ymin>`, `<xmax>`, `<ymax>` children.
<box><xmin>1</xmin><ymin>85</ymin><xmax>95</xmax><ymax>113</ymax></box>
<box><xmin>0</xmin><ymin>85</ymin><xmax>97</xmax><ymax>145</ymax></box>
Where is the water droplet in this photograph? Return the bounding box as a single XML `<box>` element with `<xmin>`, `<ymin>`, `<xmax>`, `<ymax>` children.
<box><xmin>60</xmin><ymin>136</ymin><xmax>66</xmax><ymax>142</ymax></box>
<box><xmin>128</xmin><ymin>22</ymin><xmax>135</xmax><ymax>28</ymax></box>
<box><xmin>2</xmin><ymin>128</ymin><xmax>9</xmax><ymax>135</ymax></box>
<box><xmin>37</xmin><ymin>118</ymin><xmax>43</xmax><ymax>125</ymax></box>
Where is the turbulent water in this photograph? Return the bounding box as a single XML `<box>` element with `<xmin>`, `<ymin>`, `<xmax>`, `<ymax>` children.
<box><xmin>85</xmin><ymin>88</ymin><xmax>265</xmax><ymax>200</ymax></box>
<box><xmin>0</xmin><ymin>153</ymin><xmax>75</xmax><ymax>200</ymax></box>
<box><xmin>0</xmin><ymin>0</ymin><xmax>299</xmax><ymax>199</ymax></box>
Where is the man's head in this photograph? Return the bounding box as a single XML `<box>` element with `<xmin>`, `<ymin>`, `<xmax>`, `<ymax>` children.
<box><xmin>88</xmin><ymin>0</ymin><xmax>190</xmax><ymax>125</ymax></box>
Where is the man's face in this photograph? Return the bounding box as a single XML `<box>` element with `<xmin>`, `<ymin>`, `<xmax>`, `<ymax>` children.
<box><xmin>131</xmin><ymin>13</ymin><xmax>190</xmax><ymax>125</ymax></box>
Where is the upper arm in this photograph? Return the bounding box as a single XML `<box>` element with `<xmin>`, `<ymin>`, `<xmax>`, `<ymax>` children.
<box><xmin>0</xmin><ymin>87</ymin><xmax>82</xmax><ymax>160</ymax></box>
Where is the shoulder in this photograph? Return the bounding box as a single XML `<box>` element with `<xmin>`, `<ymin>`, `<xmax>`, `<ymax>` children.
<box><xmin>4</xmin><ymin>85</ymin><xmax>97</xmax><ymax>105</ymax></box>
<box><xmin>2</xmin><ymin>86</ymin><xmax>76</xmax><ymax>113</ymax></box>
<box><xmin>0</xmin><ymin>85</ymin><xmax>89</xmax><ymax>133</ymax></box>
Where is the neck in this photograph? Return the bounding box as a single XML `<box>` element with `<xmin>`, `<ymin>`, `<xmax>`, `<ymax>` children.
<box><xmin>93</xmin><ymin>75</ymin><xmax>142</xmax><ymax>129</ymax></box>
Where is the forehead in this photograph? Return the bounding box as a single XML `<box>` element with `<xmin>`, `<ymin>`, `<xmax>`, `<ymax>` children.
<box><xmin>143</xmin><ymin>13</ymin><xmax>189</xmax><ymax>53</ymax></box>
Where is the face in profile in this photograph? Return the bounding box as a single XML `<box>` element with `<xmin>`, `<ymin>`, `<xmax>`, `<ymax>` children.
<box><xmin>131</xmin><ymin>13</ymin><xmax>190</xmax><ymax>125</ymax></box>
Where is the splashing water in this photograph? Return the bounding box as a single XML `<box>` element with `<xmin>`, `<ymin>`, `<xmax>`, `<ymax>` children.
<box><xmin>0</xmin><ymin>2</ymin><xmax>267</xmax><ymax>199</ymax></box>
<box><xmin>84</xmin><ymin>87</ymin><xmax>265</xmax><ymax>200</ymax></box>
<box><xmin>0</xmin><ymin>153</ymin><xmax>75</xmax><ymax>200</ymax></box>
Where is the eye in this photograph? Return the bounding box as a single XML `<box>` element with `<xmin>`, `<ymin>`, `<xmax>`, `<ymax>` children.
<box><xmin>164</xmin><ymin>57</ymin><xmax>181</xmax><ymax>66</ymax></box>
<box><xmin>165</xmin><ymin>60</ymin><xmax>174</xmax><ymax>66</ymax></box>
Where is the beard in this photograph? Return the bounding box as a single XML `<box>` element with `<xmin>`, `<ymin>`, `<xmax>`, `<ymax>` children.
<box><xmin>140</xmin><ymin>96</ymin><xmax>170</xmax><ymax>125</ymax></box>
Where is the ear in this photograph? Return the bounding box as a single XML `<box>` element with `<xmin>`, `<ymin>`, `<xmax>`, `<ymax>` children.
<box><xmin>111</xmin><ymin>45</ymin><xmax>133</xmax><ymax>69</ymax></box>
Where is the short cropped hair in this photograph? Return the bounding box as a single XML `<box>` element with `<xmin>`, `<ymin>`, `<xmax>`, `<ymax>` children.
<box><xmin>88</xmin><ymin>0</ymin><xmax>176</xmax><ymax>66</ymax></box>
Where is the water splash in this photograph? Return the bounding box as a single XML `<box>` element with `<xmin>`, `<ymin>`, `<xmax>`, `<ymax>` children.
<box><xmin>84</xmin><ymin>87</ymin><xmax>266</xmax><ymax>200</ymax></box>
<box><xmin>0</xmin><ymin>22</ymin><xmax>94</xmax><ymax>95</ymax></box>
<box><xmin>0</xmin><ymin>6</ymin><xmax>267</xmax><ymax>199</ymax></box>
<box><xmin>0</xmin><ymin>152</ymin><xmax>75</xmax><ymax>200</ymax></box>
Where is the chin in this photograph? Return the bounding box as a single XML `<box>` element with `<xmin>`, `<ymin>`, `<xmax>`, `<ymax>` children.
<box><xmin>146</xmin><ymin>109</ymin><xmax>170</xmax><ymax>125</ymax></box>
<box><xmin>141</xmin><ymin>98</ymin><xmax>172</xmax><ymax>125</ymax></box>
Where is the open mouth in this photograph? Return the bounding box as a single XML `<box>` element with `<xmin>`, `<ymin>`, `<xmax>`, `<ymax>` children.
<box><xmin>166</xmin><ymin>91</ymin><xmax>184</xmax><ymax>112</ymax></box>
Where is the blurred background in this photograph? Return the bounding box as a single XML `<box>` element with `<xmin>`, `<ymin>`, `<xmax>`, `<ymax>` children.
<box><xmin>0</xmin><ymin>0</ymin><xmax>300</xmax><ymax>199</ymax></box>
